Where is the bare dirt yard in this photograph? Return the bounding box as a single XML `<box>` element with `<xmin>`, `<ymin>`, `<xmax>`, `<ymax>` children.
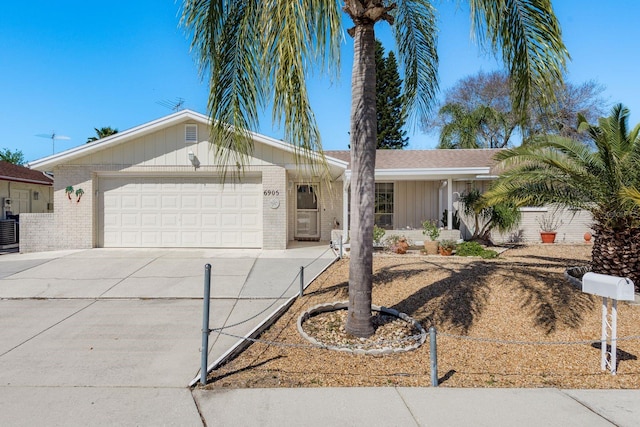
<box><xmin>205</xmin><ymin>244</ymin><xmax>640</xmax><ymax>389</ymax></box>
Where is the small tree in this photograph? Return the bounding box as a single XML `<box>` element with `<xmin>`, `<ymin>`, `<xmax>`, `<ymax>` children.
<box><xmin>0</xmin><ymin>148</ymin><xmax>25</xmax><ymax>165</ymax></box>
<box><xmin>459</xmin><ymin>188</ymin><xmax>521</xmax><ymax>244</ymax></box>
<box><xmin>375</xmin><ymin>40</ymin><xmax>408</xmax><ymax>149</ymax></box>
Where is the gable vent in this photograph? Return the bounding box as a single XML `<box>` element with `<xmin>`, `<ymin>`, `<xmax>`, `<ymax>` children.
<box><xmin>185</xmin><ymin>124</ymin><xmax>198</xmax><ymax>143</ymax></box>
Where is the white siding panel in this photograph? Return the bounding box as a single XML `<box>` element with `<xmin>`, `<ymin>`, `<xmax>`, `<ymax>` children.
<box><xmin>99</xmin><ymin>176</ymin><xmax>262</xmax><ymax>248</ymax></box>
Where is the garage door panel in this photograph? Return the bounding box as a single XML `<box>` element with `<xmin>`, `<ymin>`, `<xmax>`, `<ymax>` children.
<box><xmin>241</xmin><ymin>194</ymin><xmax>259</xmax><ymax>209</ymax></box>
<box><xmin>241</xmin><ymin>231</ymin><xmax>260</xmax><ymax>246</ymax></box>
<box><xmin>181</xmin><ymin>195</ymin><xmax>199</xmax><ymax>209</ymax></box>
<box><xmin>122</xmin><ymin>232</ymin><xmax>140</xmax><ymax>246</ymax></box>
<box><xmin>201</xmin><ymin>195</ymin><xmax>219</xmax><ymax>209</ymax></box>
<box><xmin>201</xmin><ymin>214</ymin><xmax>219</xmax><ymax>227</ymax></box>
<box><xmin>141</xmin><ymin>232</ymin><xmax>160</xmax><ymax>246</ymax></box>
<box><xmin>121</xmin><ymin>214</ymin><xmax>139</xmax><ymax>227</ymax></box>
<box><xmin>100</xmin><ymin>176</ymin><xmax>262</xmax><ymax>248</ymax></box>
<box><xmin>241</xmin><ymin>213</ymin><xmax>259</xmax><ymax>227</ymax></box>
<box><xmin>161</xmin><ymin>213</ymin><xmax>179</xmax><ymax>227</ymax></box>
<box><xmin>121</xmin><ymin>195</ymin><xmax>139</xmax><ymax>209</ymax></box>
<box><xmin>140</xmin><ymin>213</ymin><xmax>159</xmax><ymax>227</ymax></box>
<box><xmin>221</xmin><ymin>213</ymin><xmax>240</xmax><ymax>227</ymax></box>
<box><xmin>221</xmin><ymin>194</ymin><xmax>240</xmax><ymax>209</ymax></box>
<box><xmin>141</xmin><ymin>194</ymin><xmax>159</xmax><ymax>209</ymax></box>
<box><xmin>162</xmin><ymin>195</ymin><xmax>179</xmax><ymax>209</ymax></box>
<box><xmin>182</xmin><ymin>214</ymin><xmax>199</xmax><ymax>227</ymax></box>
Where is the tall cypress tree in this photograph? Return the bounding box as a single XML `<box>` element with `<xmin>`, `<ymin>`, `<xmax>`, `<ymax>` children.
<box><xmin>375</xmin><ymin>40</ymin><xmax>408</xmax><ymax>149</ymax></box>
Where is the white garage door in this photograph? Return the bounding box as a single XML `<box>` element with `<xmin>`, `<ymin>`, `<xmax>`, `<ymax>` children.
<box><xmin>99</xmin><ymin>176</ymin><xmax>262</xmax><ymax>248</ymax></box>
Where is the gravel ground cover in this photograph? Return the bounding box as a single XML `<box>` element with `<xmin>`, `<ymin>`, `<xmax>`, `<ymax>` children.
<box><xmin>205</xmin><ymin>244</ymin><xmax>640</xmax><ymax>389</ymax></box>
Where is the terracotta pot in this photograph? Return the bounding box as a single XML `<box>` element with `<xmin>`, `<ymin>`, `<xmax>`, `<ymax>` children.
<box><xmin>540</xmin><ymin>231</ymin><xmax>557</xmax><ymax>244</ymax></box>
<box><xmin>423</xmin><ymin>240</ymin><xmax>439</xmax><ymax>255</ymax></box>
<box><xmin>440</xmin><ymin>248</ymin><xmax>454</xmax><ymax>256</ymax></box>
<box><xmin>394</xmin><ymin>240</ymin><xmax>409</xmax><ymax>254</ymax></box>
<box><xmin>584</xmin><ymin>232</ymin><xmax>592</xmax><ymax>243</ymax></box>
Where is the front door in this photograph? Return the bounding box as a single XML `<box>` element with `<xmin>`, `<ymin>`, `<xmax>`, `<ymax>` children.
<box><xmin>295</xmin><ymin>183</ymin><xmax>320</xmax><ymax>240</ymax></box>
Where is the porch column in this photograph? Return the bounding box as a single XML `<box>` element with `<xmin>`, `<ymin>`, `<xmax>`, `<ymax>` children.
<box><xmin>438</xmin><ymin>180</ymin><xmax>446</xmax><ymax>226</ymax></box>
<box><xmin>342</xmin><ymin>177</ymin><xmax>350</xmax><ymax>243</ymax></box>
<box><xmin>447</xmin><ymin>178</ymin><xmax>453</xmax><ymax>230</ymax></box>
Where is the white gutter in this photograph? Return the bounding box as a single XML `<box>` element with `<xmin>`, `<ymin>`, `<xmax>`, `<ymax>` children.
<box><xmin>0</xmin><ymin>175</ymin><xmax>53</xmax><ymax>186</ymax></box>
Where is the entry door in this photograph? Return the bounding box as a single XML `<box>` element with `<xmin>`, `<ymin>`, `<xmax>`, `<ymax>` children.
<box><xmin>295</xmin><ymin>184</ymin><xmax>320</xmax><ymax>240</ymax></box>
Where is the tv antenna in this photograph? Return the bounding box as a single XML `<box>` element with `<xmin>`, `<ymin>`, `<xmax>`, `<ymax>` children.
<box><xmin>156</xmin><ymin>97</ymin><xmax>185</xmax><ymax>112</ymax></box>
<box><xmin>36</xmin><ymin>131</ymin><xmax>71</xmax><ymax>155</ymax></box>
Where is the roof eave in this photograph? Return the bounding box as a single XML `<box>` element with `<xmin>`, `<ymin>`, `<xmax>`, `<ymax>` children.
<box><xmin>27</xmin><ymin>109</ymin><xmax>347</xmax><ymax>171</ymax></box>
<box><xmin>344</xmin><ymin>167</ymin><xmax>492</xmax><ymax>181</ymax></box>
<box><xmin>27</xmin><ymin>110</ymin><xmax>210</xmax><ymax>171</ymax></box>
<box><xmin>0</xmin><ymin>175</ymin><xmax>53</xmax><ymax>186</ymax></box>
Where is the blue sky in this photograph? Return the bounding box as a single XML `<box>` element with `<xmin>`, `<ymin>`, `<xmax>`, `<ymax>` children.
<box><xmin>1</xmin><ymin>1</ymin><xmax>639</xmax><ymax>163</ymax></box>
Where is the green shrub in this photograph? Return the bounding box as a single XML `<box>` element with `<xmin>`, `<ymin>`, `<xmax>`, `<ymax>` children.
<box><xmin>373</xmin><ymin>224</ymin><xmax>386</xmax><ymax>243</ymax></box>
<box><xmin>456</xmin><ymin>241</ymin><xmax>498</xmax><ymax>259</ymax></box>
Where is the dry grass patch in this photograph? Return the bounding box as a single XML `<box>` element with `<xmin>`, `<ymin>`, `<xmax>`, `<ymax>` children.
<box><xmin>204</xmin><ymin>245</ymin><xmax>640</xmax><ymax>389</ymax></box>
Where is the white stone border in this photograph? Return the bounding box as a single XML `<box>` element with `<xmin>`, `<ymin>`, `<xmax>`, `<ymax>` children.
<box><xmin>297</xmin><ymin>301</ymin><xmax>427</xmax><ymax>356</ymax></box>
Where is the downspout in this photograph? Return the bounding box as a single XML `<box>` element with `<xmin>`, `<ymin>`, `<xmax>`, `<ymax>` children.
<box><xmin>342</xmin><ymin>173</ymin><xmax>350</xmax><ymax>243</ymax></box>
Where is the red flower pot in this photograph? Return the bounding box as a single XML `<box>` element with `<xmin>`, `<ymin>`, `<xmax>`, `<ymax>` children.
<box><xmin>540</xmin><ymin>231</ymin><xmax>557</xmax><ymax>244</ymax></box>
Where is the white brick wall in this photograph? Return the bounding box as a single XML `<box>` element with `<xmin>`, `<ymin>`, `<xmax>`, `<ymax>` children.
<box><xmin>20</xmin><ymin>213</ymin><xmax>55</xmax><ymax>253</ymax></box>
<box><xmin>53</xmin><ymin>165</ymin><xmax>95</xmax><ymax>249</ymax></box>
<box><xmin>460</xmin><ymin>206</ymin><xmax>594</xmax><ymax>244</ymax></box>
<box><xmin>261</xmin><ymin>167</ymin><xmax>287</xmax><ymax>249</ymax></box>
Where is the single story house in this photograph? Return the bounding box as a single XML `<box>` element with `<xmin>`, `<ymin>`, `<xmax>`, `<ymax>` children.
<box><xmin>0</xmin><ymin>160</ymin><xmax>53</xmax><ymax>247</ymax></box>
<box><xmin>23</xmin><ymin>110</ymin><xmax>592</xmax><ymax>253</ymax></box>
<box><xmin>0</xmin><ymin>160</ymin><xmax>53</xmax><ymax>218</ymax></box>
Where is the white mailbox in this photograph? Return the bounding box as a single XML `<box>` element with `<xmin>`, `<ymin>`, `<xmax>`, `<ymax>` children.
<box><xmin>582</xmin><ymin>272</ymin><xmax>635</xmax><ymax>301</ymax></box>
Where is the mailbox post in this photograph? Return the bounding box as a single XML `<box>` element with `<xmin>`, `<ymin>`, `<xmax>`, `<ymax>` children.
<box><xmin>582</xmin><ymin>272</ymin><xmax>635</xmax><ymax>375</ymax></box>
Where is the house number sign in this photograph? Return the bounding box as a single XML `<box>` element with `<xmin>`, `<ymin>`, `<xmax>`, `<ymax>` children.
<box><xmin>264</xmin><ymin>190</ymin><xmax>280</xmax><ymax>196</ymax></box>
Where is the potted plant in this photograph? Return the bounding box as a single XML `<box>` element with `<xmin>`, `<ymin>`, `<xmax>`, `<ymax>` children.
<box><xmin>439</xmin><ymin>239</ymin><xmax>457</xmax><ymax>256</ymax></box>
<box><xmin>537</xmin><ymin>211</ymin><xmax>563</xmax><ymax>243</ymax></box>
<box><xmin>422</xmin><ymin>220</ymin><xmax>440</xmax><ymax>255</ymax></box>
<box><xmin>385</xmin><ymin>235</ymin><xmax>412</xmax><ymax>254</ymax></box>
<box><xmin>373</xmin><ymin>224</ymin><xmax>386</xmax><ymax>247</ymax></box>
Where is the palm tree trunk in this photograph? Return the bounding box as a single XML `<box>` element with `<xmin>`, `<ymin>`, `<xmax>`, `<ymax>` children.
<box><xmin>592</xmin><ymin>222</ymin><xmax>640</xmax><ymax>292</ymax></box>
<box><xmin>345</xmin><ymin>23</ymin><xmax>376</xmax><ymax>338</ymax></box>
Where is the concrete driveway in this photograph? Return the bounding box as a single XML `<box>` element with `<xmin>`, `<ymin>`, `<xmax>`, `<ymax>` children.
<box><xmin>0</xmin><ymin>244</ymin><xmax>336</xmax><ymax>426</ymax></box>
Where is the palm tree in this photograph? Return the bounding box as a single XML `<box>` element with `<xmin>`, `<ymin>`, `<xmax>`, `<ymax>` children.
<box><xmin>86</xmin><ymin>127</ymin><xmax>118</xmax><ymax>143</ymax></box>
<box><xmin>485</xmin><ymin>104</ymin><xmax>640</xmax><ymax>288</ymax></box>
<box><xmin>437</xmin><ymin>103</ymin><xmax>504</xmax><ymax>149</ymax></box>
<box><xmin>181</xmin><ymin>1</ymin><xmax>568</xmax><ymax>337</ymax></box>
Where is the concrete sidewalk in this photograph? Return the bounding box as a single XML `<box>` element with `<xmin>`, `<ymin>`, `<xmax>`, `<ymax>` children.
<box><xmin>1</xmin><ymin>245</ymin><xmax>639</xmax><ymax>426</ymax></box>
<box><xmin>193</xmin><ymin>387</ymin><xmax>640</xmax><ymax>426</ymax></box>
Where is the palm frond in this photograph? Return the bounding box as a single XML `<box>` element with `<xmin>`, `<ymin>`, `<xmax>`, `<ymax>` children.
<box><xmin>393</xmin><ymin>0</ymin><xmax>439</xmax><ymax>122</ymax></box>
<box><xmin>181</xmin><ymin>0</ymin><xmax>342</xmax><ymax>179</ymax></box>
<box><xmin>469</xmin><ymin>0</ymin><xmax>569</xmax><ymax>114</ymax></box>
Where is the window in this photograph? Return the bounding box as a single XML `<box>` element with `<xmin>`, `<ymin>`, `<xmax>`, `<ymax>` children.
<box><xmin>347</xmin><ymin>182</ymin><xmax>395</xmax><ymax>229</ymax></box>
<box><xmin>374</xmin><ymin>182</ymin><xmax>394</xmax><ymax>229</ymax></box>
<box><xmin>185</xmin><ymin>124</ymin><xmax>198</xmax><ymax>143</ymax></box>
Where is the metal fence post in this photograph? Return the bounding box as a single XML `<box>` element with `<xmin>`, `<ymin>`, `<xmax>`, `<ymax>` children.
<box><xmin>430</xmin><ymin>326</ymin><xmax>438</xmax><ymax>387</ymax></box>
<box><xmin>200</xmin><ymin>263</ymin><xmax>212</xmax><ymax>386</ymax></box>
<box><xmin>299</xmin><ymin>266</ymin><xmax>305</xmax><ymax>297</ymax></box>
<box><xmin>339</xmin><ymin>239</ymin><xmax>343</xmax><ymax>259</ymax></box>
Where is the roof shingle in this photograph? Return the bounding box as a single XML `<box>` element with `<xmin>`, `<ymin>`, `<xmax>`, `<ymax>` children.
<box><xmin>0</xmin><ymin>161</ymin><xmax>53</xmax><ymax>185</ymax></box>
<box><xmin>325</xmin><ymin>149</ymin><xmax>502</xmax><ymax>173</ymax></box>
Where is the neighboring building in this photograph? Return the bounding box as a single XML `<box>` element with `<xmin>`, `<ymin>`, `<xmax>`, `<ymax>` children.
<box><xmin>0</xmin><ymin>160</ymin><xmax>53</xmax><ymax>219</ymax></box>
<box><xmin>23</xmin><ymin>110</ymin><xmax>592</xmax><ymax>253</ymax></box>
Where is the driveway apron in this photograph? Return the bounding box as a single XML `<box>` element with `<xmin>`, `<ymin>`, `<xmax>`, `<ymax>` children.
<box><xmin>0</xmin><ymin>244</ymin><xmax>336</xmax><ymax>426</ymax></box>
